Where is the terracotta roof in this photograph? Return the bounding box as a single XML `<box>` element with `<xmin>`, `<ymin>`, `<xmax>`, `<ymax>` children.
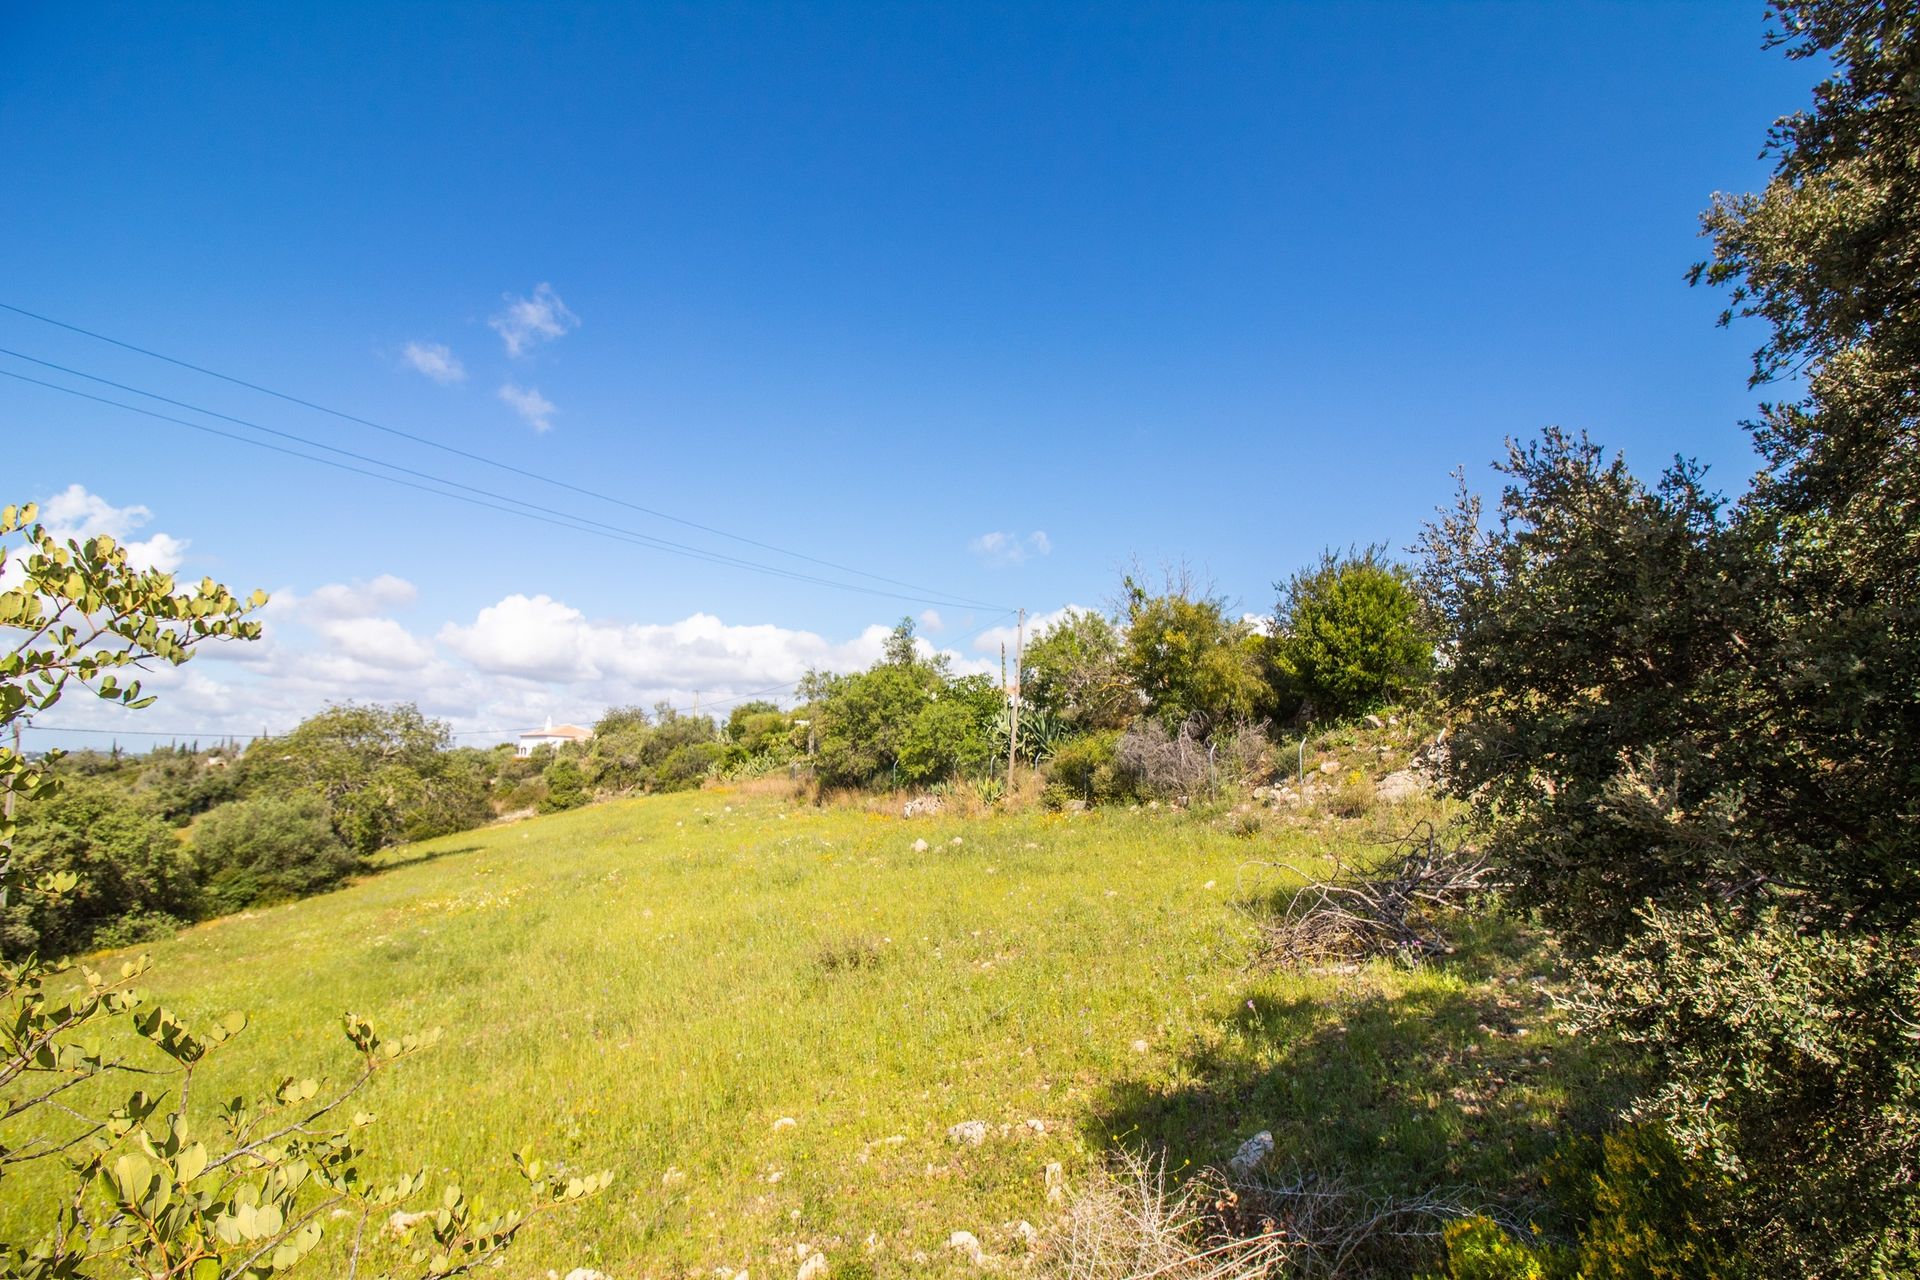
<box><xmin>519</xmin><ymin>724</ymin><xmax>593</xmax><ymax>740</ymax></box>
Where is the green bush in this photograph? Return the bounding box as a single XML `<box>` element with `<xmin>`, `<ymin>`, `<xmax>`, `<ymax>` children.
<box><xmin>1</xmin><ymin>779</ymin><xmax>201</xmax><ymax>958</ymax></box>
<box><xmin>1428</xmin><ymin>1127</ymin><xmax>1735</xmax><ymax>1280</ymax></box>
<box><xmin>802</xmin><ymin>619</ymin><xmax>998</xmax><ymax>790</ymax></box>
<box><xmin>237</xmin><ymin>703</ymin><xmax>486</xmax><ymax>854</ymax></box>
<box><xmin>654</xmin><ymin>741</ymin><xmax>723</xmax><ymax>792</ymax></box>
<box><xmin>193</xmin><ymin>792</ymin><xmax>360</xmax><ymax>913</ymax></box>
<box><xmin>898</xmin><ymin>692</ymin><xmax>995</xmax><ymax>785</ymax></box>
<box><xmin>1120</xmin><ymin>576</ymin><xmax>1270</xmax><ymax>731</ymax></box>
<box><xmin>1043</xmin><ymin>729</ymin><xmax>1125</xmax><ymax>804</ymax></box>
<box><xmin>1574</xmin><ymin>908</ymin><xmax>1920</xmax><ymax>1274</ymax></box>
<box><xmin>539</xmin><ymin>756</ymin><xmax>590</xmax><ymax>812</ymax></box>
<box><xmin>1571</xmin><ymin>1124</ymin><xmax>1737</xmax><ymax>1280</ymax></box>
<box><xmin>1021</xmin><ymin>609</ymin><xmax>1133</xmax><ymax>732</ymax></box>
<box><xmin>400</xmin><ymin>746</ymin><xmax>493</xmax><ymax>840</ymax></box>
<box><xmin>1425</xmin><ymin>1217</ymin><xmax>1557</xmax><ymax>1280</ymax></box>
<box><xmin>1272</xmin><ymin>546</ymin><xmax>1433</xmax><ymax>721</ymax></box>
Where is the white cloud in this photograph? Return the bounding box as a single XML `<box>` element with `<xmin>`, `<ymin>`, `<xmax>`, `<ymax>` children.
<box><xmin>312</xmin><ymin>616</ymin><xmax>436</xmax><ymax>671</ymax></box>
<box><xmin>498</xmin><ymin>383</ymin><xmax>558</xmax><ymax>432</ymax></box>
<box><xmin>490</xmin><ymin>282</ymin><xmax>579</xmax><ymax>357</ymax></box>
<box><xmin>19</xmin><ymin>563</ymin><xmax>1009</xmax><ymax>749</ymax></box>
<box><xmin>401</xmin><ymin>341</ymin><xmax>466</xmax><ymax>384</ymax></box>
<box><xmin>437</xmin><ymin>596</ymin><xmax>915</xmax><ymax>689</ymax></box>
<box><xmin>35</xmin><ymin>484</ymin><xmax>189</xmax><ymax>572</ymax></box>
<box><xmin>969</xmin><ymin>530</ymin><xmax>1052</xmax><ymax>567</ymax></box>
<box><xmin>918</xmin><ymin>609</ymin><xmax>944</xmax><ymax>632</ymax></box>
<box><xmin>292</xmin><ymin>575</ymin><xmax>419</xmax><ymax>621</ymax></box>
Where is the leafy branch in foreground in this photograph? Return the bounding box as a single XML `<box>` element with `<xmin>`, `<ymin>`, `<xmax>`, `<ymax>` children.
<box><xmin>1</xmin><ymin>501</ymin><xmax>264</xmax><ymax>868</ymax></box>
<box><xmin>1</xmin><ymin>946</ymin><xmax>611</xmax><ymax>1278</ymax></box>
<box><xmin>0</xmin><ymin>496</ymin><xmax>611</xmax><ymax>1277</ymax></box>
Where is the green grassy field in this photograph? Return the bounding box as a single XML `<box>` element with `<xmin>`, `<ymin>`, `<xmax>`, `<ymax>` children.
<box><xmin>4</xmin><ymin>781</ymin><xmax>1589</xmax><ymax>1278</ymax></box>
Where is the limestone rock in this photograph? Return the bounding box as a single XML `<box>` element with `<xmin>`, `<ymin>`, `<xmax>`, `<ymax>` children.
<box><xmin>1227</xmin><ymin>1130</ymin><xmax>1273</xmax><ymax>1178</ymax></box>
<box><xmin>948</xmin><ymin>1231</ymin><xmax>986</xmax><ymax>1267</ymax></box>
<box><xmin>947</xmin><ymin>1120</ymin><xmax>988</xmax><ymax>1146</ymax></box>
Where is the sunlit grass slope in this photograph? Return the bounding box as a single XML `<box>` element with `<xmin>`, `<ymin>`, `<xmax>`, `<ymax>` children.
<box><xmin>5</xmin><ymin>787</ymin><xmax>1585</xmax><ymax>1277</ymax></box>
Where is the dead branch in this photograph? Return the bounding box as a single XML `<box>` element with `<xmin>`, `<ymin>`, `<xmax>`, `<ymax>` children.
<box><xmin>1246</xmin><ymin>822</ymin><xmax>1501</xmax><ymax>966</ymax></box>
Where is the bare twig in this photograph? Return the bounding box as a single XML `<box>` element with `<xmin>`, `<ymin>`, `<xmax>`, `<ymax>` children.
<box><xmin>1244</xmin><ymin>822</ymin><xmax>1501</xmax><ymax>966</ymax></box>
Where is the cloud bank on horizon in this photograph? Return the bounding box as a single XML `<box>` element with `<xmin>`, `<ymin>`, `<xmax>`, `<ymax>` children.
<box><xmin>16</xmin><ymin>486</ymin><xmax>1052</xmax><ymax>746</ymax></box>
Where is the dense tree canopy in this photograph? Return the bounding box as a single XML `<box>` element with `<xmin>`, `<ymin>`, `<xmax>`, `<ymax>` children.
<box><xmin>238</xmin><ymin>702</ymin><xmax>488</xmax><ymax>853</ymax></box>
<box><xmin>1020</xmin><ymin>609</ymin><xmax>1133</xmax><ymax>732</ymax></box>
<box><xmin>1272</xmin><ymin>547</ymin><xmax>1432</xmax><ymax>721</ymax></box>
<box><xmin>1119</xmin><ymin>576</ymin><xmax>1269</xmax><ymax>732</ymax></box>
<box><xmin>1421</xmin><ymin>4</ymin><xmax>1920</xmax><ymax>1268</ymax></box>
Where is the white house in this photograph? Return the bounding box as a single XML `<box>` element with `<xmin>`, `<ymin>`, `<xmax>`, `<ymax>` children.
<box><xmin>516</xmin><ymin>718</ymin><xmax>593</xmax><ymax>758</ymax></box>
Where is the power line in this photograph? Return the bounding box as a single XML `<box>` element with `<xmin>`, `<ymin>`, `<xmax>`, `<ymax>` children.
<box><xmin>0</xmin><ymin>363</ymin><xmax>997</xmax><ymax>612</ymax></box>
<box><xmin>0</xmin><ymin>301</ymin><xmax>1010</xmax><ymax>612</ymax></box>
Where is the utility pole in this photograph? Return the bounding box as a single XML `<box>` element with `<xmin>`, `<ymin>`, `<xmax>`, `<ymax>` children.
<box><xmin>1007</xmin><ymin>608</ymin><xmax>1025</xmax><ymax>784</ymax></box>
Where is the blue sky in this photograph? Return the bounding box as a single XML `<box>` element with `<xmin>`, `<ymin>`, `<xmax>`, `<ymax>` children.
<box><xmin>0</xmin><ymin>3</ymin><xmax>1816</xmax><ymax>744</ymax></box>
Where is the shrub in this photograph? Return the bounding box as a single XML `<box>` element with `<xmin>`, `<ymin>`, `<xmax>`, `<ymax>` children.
<box><xmin>1571</xmin><ymin>1124</ymin><xmax>1737</xmax><ymax>1279</ymax></box>
<box><xmin>539</xmin><ymin>756</ymin><xmax>590</xmax><ymax>812</ymax></box>
<box><xmin>802</xmin><ymin>619</ymin><xmax>997</xmax><ymax>789</ymax></box>
<box><xmin>1045</xmin><ymin>729</ymin><xmax>1125</xmax><ymax>804</ymax></box>
<box><xmin>2</xmin><ymin>780</ymin><xmax>201</xmax><ymax>958</ymax></box>
<box><xmin>654</xmin><ymin>740</ymin><xmax>722</xmax><ymax>791</ymax></box>
<box><xmin>899</xmin><ymin>694</ymin><xmax>995</xmax><ymax>785</ymax></box>
<box><xmin>1113</xmin><ymin>719</ymin><xmax>1211</xmax><ymax>799</ymax></box>
<box><xmin>1427</xmin><ymin>1127</ymin><xmax>1736</xmax><ymax>1280</ymax></box>
<box><xmin>1120</xmin><ymin>574</ymin><xmax>1270</xmax><ymax>731</ymax></box>
<box><xmin>1571</xmin><ymin>907</ymin><xmax>1920</xmax><ymax>1274</ymax></box>
<box><xmin>1021</xmin><ymin>609</ymin><xmax>1134</xmax><ymax>732</ymax></box>
<box><xmin>1425</xmin><ymin>1217</ymin><xmax>1556</xmax><ymax>1280</ymax></box>
<box><xmin>237</xmin><ymin>703</ymin><xmax>485</xmax><ymax>854</ymax></box>
<box><xmin>493</xmin><ymin>774</ymin><xmax>548</xmax><ymax>813</ymax></box>
<box><xmin>1210</xmin><ymin>722</ymin><xmax>1273</xmax><ymax>787</ymax></box>
<box><xmin>1273</xmin><ymin>546</ymin><xmax>1433</xmax><ymax>721</ymax></box>
<box><xmin>193</xmin><ymin>792</ymin><xmax>360</xmax><ymax>912</ymax></box>
<box><xmin>1325</xmin><ymin>768</ymin><xmax>1376</xmax><ymax>818</ymax></box>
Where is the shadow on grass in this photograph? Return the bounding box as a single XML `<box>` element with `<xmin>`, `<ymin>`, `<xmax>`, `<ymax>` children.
<box><xmin>368</xmin><ymin>843</ymin><xmax>484</xmax><ymax>872</ymax></box>
<box><xmin>1086</xmin><ymin>920</ymin><xmax>1616</xmax><ymax>1211</ymax></box>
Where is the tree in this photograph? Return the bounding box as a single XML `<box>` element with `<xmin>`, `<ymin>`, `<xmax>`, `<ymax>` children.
<box><xmin>1020</xmin><ymin>609</ymin><xmax>1134</xmax><ymax>732</ymax></box>
<box><xmin>1420</xmin><ymin>6</ymin><xmax>1920</xmax><ymax>1268</ymax></box>
<box><xmin>1271</xmin><ymin>547</ymin><xmax>1432</xmax><ymax>721</ymax></box>
<box><xmin>4</xmin><ymin>778</ymin><xmax>201</xmax><ymax>958</ymax></box>
<box><xmin>194</xmin><ymin>791</ymin><xmax>358</xmax><ymax>912</ymax></box>
<box><xmin>1417</xmin><ymin>430</ymin><xmax>1752</xmax><ymax>945</ymax></box>
<box><xmin>798</xmin><ymin>619</ymin><xmax>999</xmax><ymax>789</ymax></box>
<box><xmin>539</xmin><ymin>754</ymin><xmax>590</xmax><ymax>811</ymax></box>
<box><xmin>897</xmin><ymin>675</ymin><xmax>1000</xmax><ymax>784</ymax></box>
<box><xmin>1119</xmin><ymin>573</ymin><xmax>1269</xmax><ymax>732</ymax></box>
<box><xmin>240</xmin><ymin>703</ymin><xmax>486</xmax><ymax>853</ymax></box>
<box><xmin>882</xmin><ymin>616</ymin><xmax>920</xmax><ymax>666</ymax></box>
<box><xmin>804</xmin><ymin>662</ymin><xmax>940</xmax><ymax>787</ymax></box>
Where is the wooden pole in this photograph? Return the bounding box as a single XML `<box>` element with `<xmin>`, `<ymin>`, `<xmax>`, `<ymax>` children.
<box><xmin>1007</xmin><ymin>608</ymin><xmax>1025</xmax><ymax>784</ymax></box>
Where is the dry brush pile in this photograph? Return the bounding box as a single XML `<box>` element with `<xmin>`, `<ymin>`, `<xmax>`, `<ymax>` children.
<box><xmin>1246</xmin><ymin>823</ymin><xmax>1501</xmax><ymax>967</ymax></box>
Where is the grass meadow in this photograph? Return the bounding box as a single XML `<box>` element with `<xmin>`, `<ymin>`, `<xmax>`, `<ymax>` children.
<box><xmin>2</xmin><ymin>780</ymin><xmax>1592</xmax><ymax>1278</ymax></box>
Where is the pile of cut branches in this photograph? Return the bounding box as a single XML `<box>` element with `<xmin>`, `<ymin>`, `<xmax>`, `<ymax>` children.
<box><xmin>1250</xmin><ymin>822</ymin><xmax>1500</xmax><ymax>965</ymax></box>
<box><xmin>1038</xmin><ymin>1151</ymin><xmax>1498</xmax><ymax>1280</ymax></box>
<box><xmin>1219</xmin><ymin>1170</ymin><xmax>1495</xmax><ymax>1278</ymax></box>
